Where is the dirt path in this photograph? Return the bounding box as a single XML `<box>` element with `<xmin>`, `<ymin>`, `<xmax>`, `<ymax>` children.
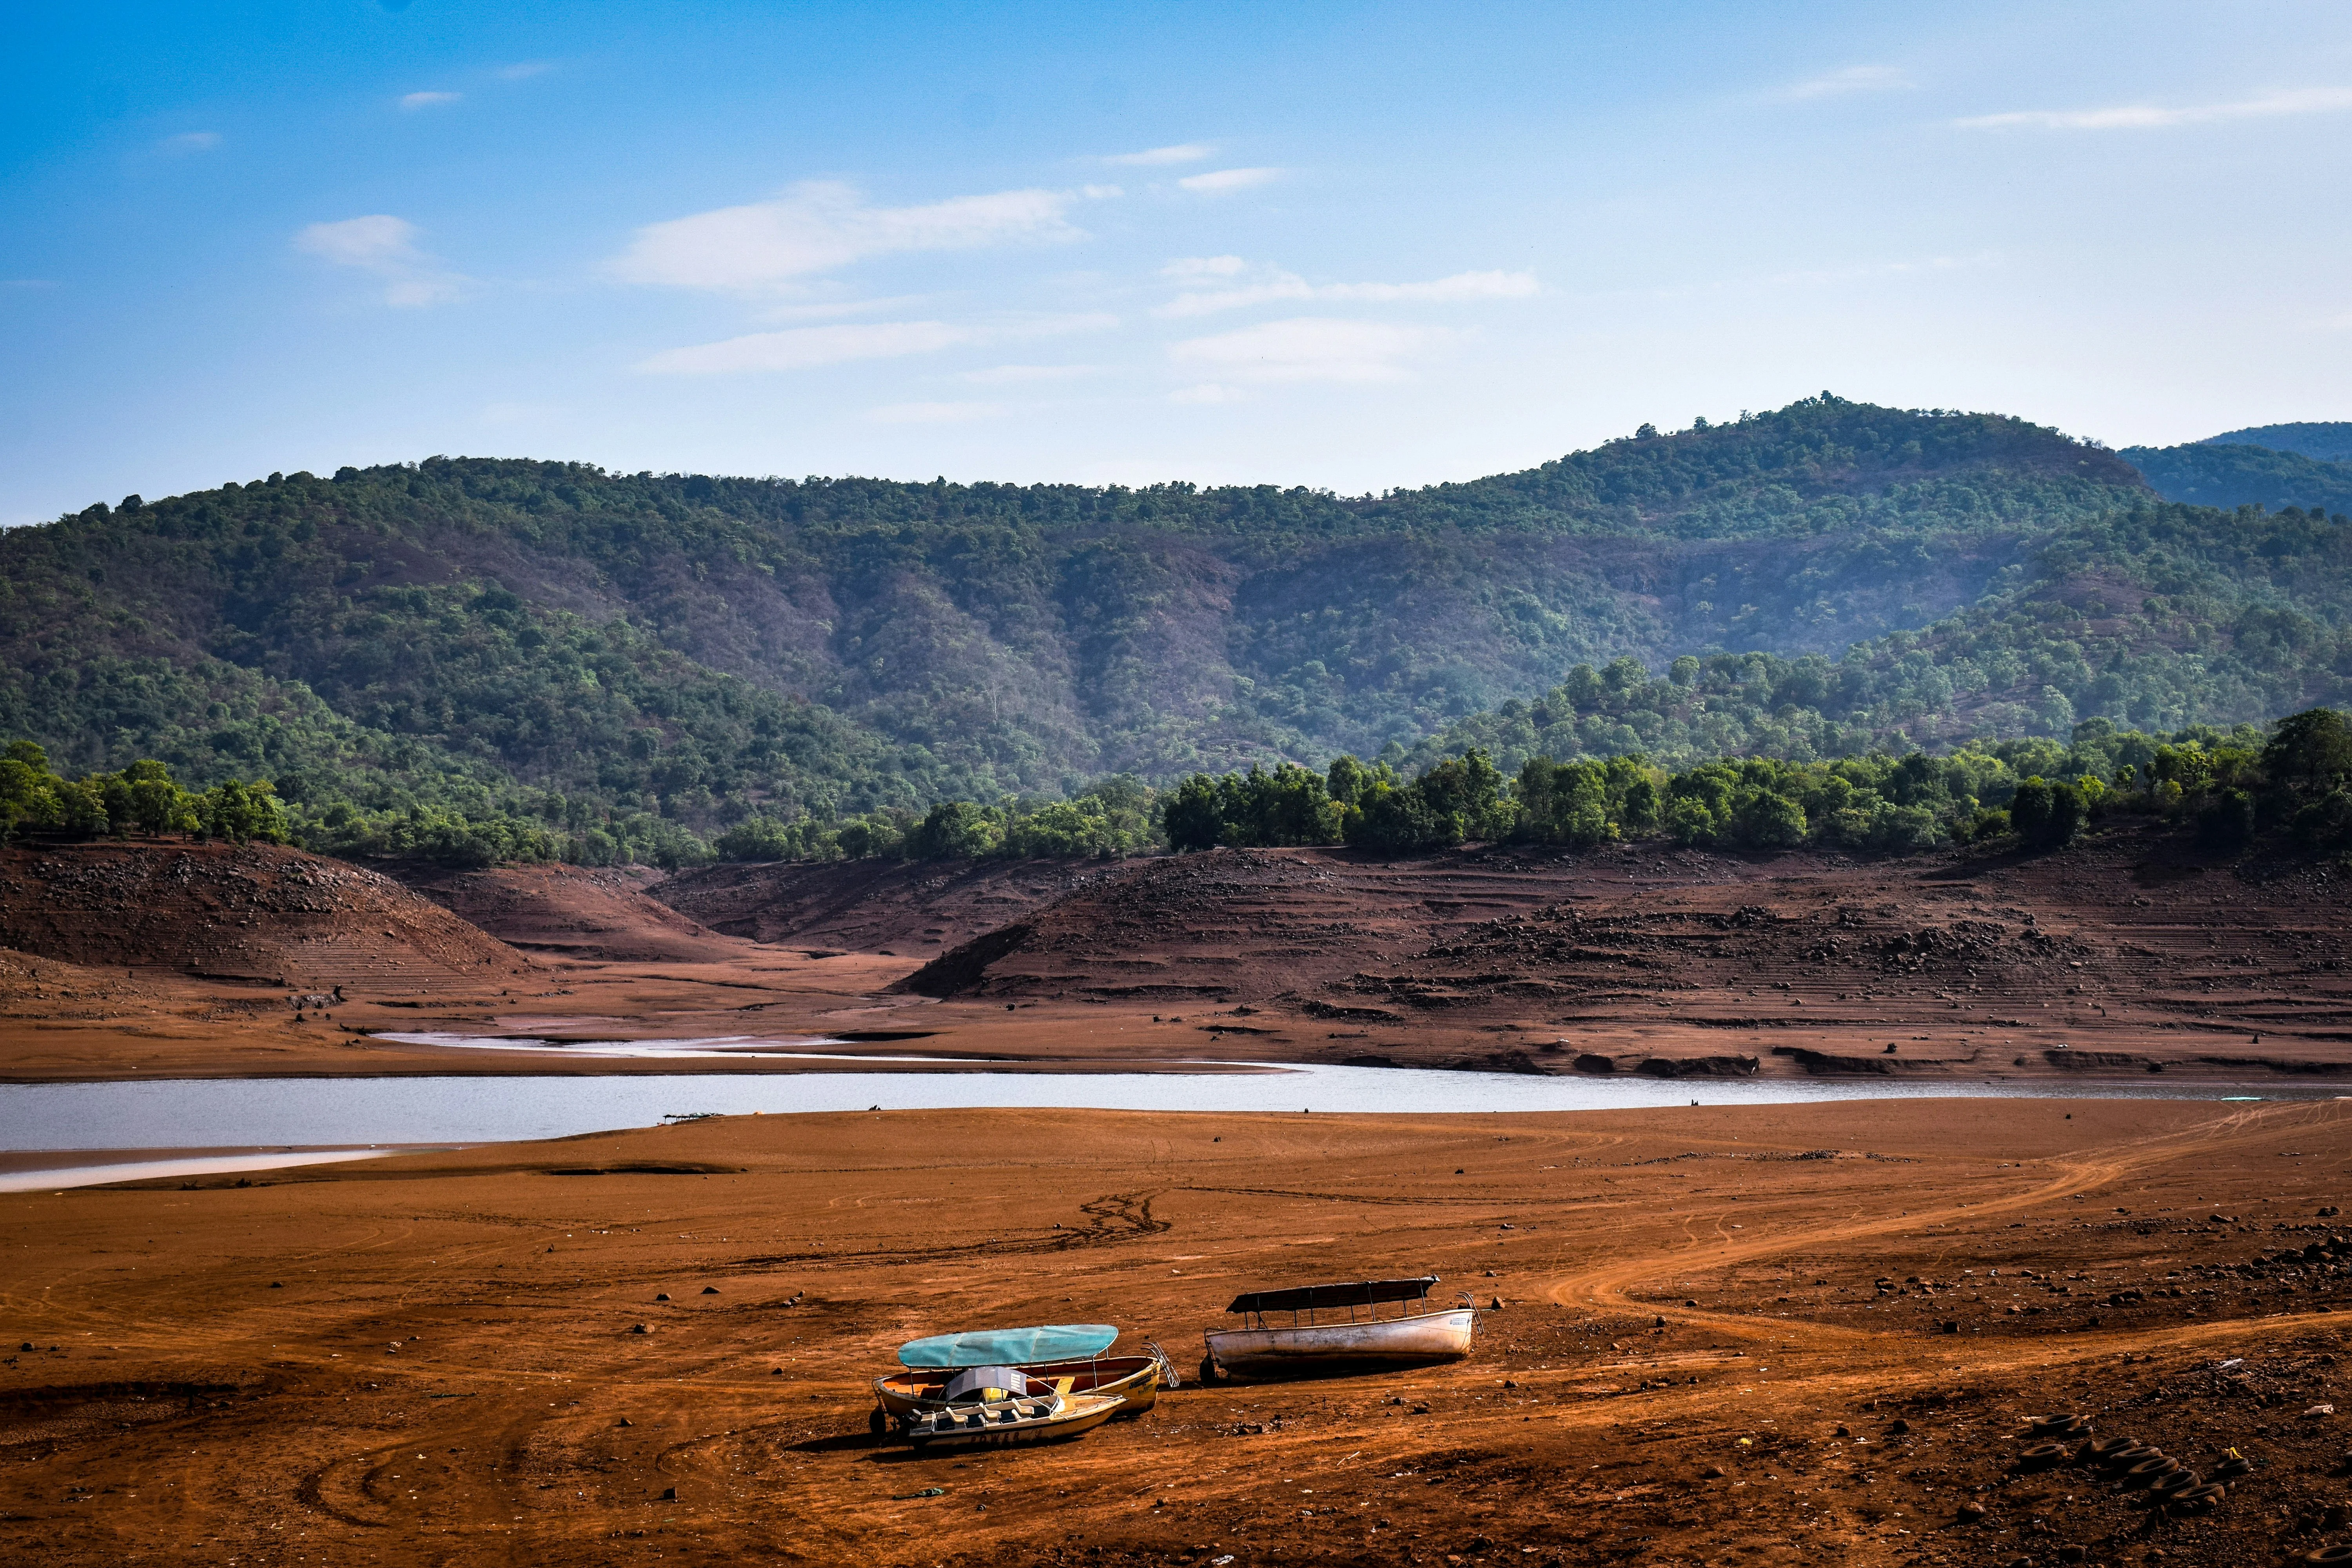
<box><xmin>3</xmin><ymin>1096</ymin><xmax>2349</xmax><ymax>1566</ymax></box>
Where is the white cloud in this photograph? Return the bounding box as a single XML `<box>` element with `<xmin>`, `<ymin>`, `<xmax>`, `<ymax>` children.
<box><xmin>1177</xmin><ymin>167</ymin><xmax>1281</xmax><ymax>195</ymax></box>
<box><xmin>1163</xmin><ymin>255</ymin><xmax>1249</xmax><ymax>281</ymax></box>
<box><xmin>639</xmin><ymin>312</ymin><xmax>1116</xmax><ymax>375</ymax></box>
<box><xmin>612</xmin><ymin>180</ymin><xmax>1115</xmax><ymax>293</ymax></box>
<box><xmin>1958</xmin><ymin>86</ymin><xmax>2352</xmax><ymax>131</ymax></box>
<box><xmin>160</xmin><ymin>131</ymin><xmax>220</xmax><ymax>154</ymax></box>
<box><xmin>497</xmin><ymin>62</ymin><xmax>554</xmax><ymax>80</ymax></box>
<box><xmin>1169</xmin><ymin>383</ymin><xmax>1246</xmax><ymax>405</ymax></box>
<box><xmin>294</xmin><ymin>216</ymin><xmax>470</xmax><ymax>307</ymax></box>
<box><xmin>399</xmin><ymin>91</ymin><xmax>461</xmax><ymax>111</ymax></box>
<box><xmin>1167</xmin><ymin>317</ymin><xmax>1444</xmax><ymax>384</ymax></box>
<box><xmin>757</xmin><ymin>293</ymin><xmax>939</xmax><ymax>322</ymax></box>
<box><xmin>866</xmin><ymin>401</ymin><xmax>1008</xmax><ymax>424</ymax></box>
<box><xmin>1155</xmin><ymin>258</ymin><xmax>1537</xmax><ymax>318</ymax></box>
<box><xmin>1787</xmin><ymin>65</ymin><xmax>1912</xmax><ymax>100</ymax></box>
<box><xmin>1103</xmin><ymin>143</ymin><xmax>1214</xmax><ymax>166</ymax></box>
<box><xmin>961</xmin><ymin>363</ymin><xmax>1101</xmax><ymax>384</ymax></box>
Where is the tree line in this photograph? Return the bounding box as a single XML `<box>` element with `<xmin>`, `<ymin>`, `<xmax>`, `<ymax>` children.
<box><xmin>1155</xmin><ymin>709</ymin><xmax>2352</xmax><ymax>859</ymax></box>
<box><xmin>0</xmin><ymin>742</ymin><xmax>289</xmax><ymax>846</ymax></box>
<box><xmin>8</xmin><ymin>708</ymin><xmax>2347</xmax><ymax>869</ymax></box>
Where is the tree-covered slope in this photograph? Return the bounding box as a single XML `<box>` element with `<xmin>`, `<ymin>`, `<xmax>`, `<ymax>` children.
<box><xmin>2200</xmin><ymin>421</ymin><xmax>2352</xmax><ymax>463</ymax></box>
<box><xmin>1399</xmin><ymin>496</ymin><xmax>2352</xmax><ymax>777</ymax></box>
<box><xmin>0</xmin><ymin>392</ymin><xmax>2255</xmax><ymax>863</ymax></box>
<box><xmin>2122</xmin><ymin>441</ymin><xmax>2352</xmax><ymax>516</ymax></box>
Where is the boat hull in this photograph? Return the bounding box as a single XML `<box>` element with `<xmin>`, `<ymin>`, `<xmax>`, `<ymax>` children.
<box><xmin>1205</xmin><ymin>1308</ymin><xmax>1476</xmax><ymax>1377</ymax></box>
<box><xmin>902</xmin><ymin>1392</ymin><xmax>1121</xmax><ymax>1450</ymax></box>
<box><xmin>874</xmin><ymin>1351</ymin><xmax>1167</xmax><ymax>1419</ymax></box>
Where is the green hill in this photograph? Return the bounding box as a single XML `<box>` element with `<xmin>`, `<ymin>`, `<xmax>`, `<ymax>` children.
<box><xmin>2121</xmin><ymin>440</ymin><xmax>2352</xmax><ymax>517</ymax></box>
<box><xmin>2201</xmin><ymin>421</ymin><xmax>2352</xmax><ymax>463</ymax></box>
<box><xmin>15</xmin><ymin>392</ymin><xmax>2340</xmax><ymax>866</ymax></box>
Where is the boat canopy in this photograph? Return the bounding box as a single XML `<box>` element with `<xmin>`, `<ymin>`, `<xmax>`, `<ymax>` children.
<box><xmin>897</xmin><ymin>1324</ymin><xmax>1119</xmax><ymax>1369</ymax></box>
<box><xmin>1225</xmin><ymin>1277</ymin><xmax>1440</xmax><ymax>1315</ymax></box>
<box><xmin>941</xmin><ymin>1365</ymin><xmax>1032</xmax><ymax>1403</ymax></box>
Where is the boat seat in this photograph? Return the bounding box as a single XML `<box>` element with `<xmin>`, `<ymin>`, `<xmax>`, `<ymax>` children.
<box><xmin>1053</xmin><ymin>1377</ymin><xmax>1074</xmax><ymax>1399</ymax></box>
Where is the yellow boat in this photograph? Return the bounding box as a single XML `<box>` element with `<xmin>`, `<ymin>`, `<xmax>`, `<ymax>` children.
<box><xmin>874</xmin><ymin>1348</ymin><xmax>1172</xmax><ymax>1423</ymax></box>
<box><xmin>896</xmin><ymin>1366</ymin><xmax>1124</xmax><ymax>1450</ymax></box>
<box><xmin>869</xmin><ymin>1325</ymin><xmax>1175</xmax><ymax>1434</ymax></box>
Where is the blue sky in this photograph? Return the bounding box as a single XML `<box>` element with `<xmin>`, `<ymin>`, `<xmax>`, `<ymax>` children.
<box><xmin>5</xmin><ymin>1</ymin><xmax>2350</xmax><ymax>524</ymax></box>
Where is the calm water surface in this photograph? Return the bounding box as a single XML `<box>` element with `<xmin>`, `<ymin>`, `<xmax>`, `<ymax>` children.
<box><xmin>0</xmin><ymin>1063</ymin><xmax>2333</xmax><ymax>1156</ymax></box>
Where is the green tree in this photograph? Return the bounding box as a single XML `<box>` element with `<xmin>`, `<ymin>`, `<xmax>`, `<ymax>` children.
<box><xmin>1161</xmin><ymin>776</ymin><xmax>1225</xmax><ymax>853</ymax></box>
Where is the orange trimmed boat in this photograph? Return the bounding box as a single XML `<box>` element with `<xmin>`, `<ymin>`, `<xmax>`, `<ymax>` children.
<box><xmin>896</xmin><ymin>1366</ymin><xmax>1123</xmax><ymax>1450</ymax></box>
<box><xmin>869</xmin><ymin>1325</ymin><xmax>1176</xmax><ymax>1435</ymax></box>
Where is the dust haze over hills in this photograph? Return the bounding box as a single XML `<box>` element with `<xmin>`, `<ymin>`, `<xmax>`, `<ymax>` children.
<box><xmin>3</xmin><ymin>393</ymin><xmax>2351</xmax><ymax>866</ymax></box>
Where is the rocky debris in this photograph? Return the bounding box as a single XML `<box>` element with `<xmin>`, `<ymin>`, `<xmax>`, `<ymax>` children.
<box><xmin>0</xmin><ymin>841</ymin><xmax>524</xmax><ymax>992</ymax></box>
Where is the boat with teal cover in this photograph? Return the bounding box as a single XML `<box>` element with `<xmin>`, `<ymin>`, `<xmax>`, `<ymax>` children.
<box><xmin>895</xmin><ymin>1324</ymin><xmax>1118</xmax><ymax>1369</ymax></box>
<box><xmin>874</xmin><ymin>1324</ymin><xmax>1174</xmax><ymax>1435</ymax></box>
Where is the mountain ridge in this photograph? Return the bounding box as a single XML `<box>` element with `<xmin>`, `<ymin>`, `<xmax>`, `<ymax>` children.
<box><xmin>5</xmin><ymin>394</ymin><xmax>2343</xmax><ymax>865</ymax></box>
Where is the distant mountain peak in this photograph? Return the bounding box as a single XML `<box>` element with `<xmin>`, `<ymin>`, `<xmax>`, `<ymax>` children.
<box><xmin>2197</xmin><ymin>421</ymin><xmax>2352</xmax><ymax>464</ymax></box>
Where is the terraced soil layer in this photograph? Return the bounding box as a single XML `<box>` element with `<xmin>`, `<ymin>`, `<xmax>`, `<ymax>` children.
<box><xmin>2</xmin><ymin>823</ymin><xmax>2348</xmax><ymax>1083</ymax></box>
<box><xmin>5</xmin><ymin>1098</ymin><xmax>2352</xmax><ymax>1567</ymax></box>
<box><xmin>655</xmin><ymin>855</ymin><xmax>1122</xmax><ymax>956</ymax></box>
<box><xmin>886</xmin><ymin>827</ymin><xmax>2352</xmax><ymax>1077</ymax></box>
<box><xmin>388</xmin><ymin>863</ymin><xmax>741</xmax><ymax>964</ymax></box>
<box><xmin>0</xmin><ymin>842</ymin><xmax>526</xmax><ymax>993</ymax></box>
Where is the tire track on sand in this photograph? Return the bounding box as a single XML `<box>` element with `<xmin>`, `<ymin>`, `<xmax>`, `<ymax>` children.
<box><xmin>1541</xmin><ymin>1100</ymin><xmax>2345</xmax><ymax>1369</ymax></box>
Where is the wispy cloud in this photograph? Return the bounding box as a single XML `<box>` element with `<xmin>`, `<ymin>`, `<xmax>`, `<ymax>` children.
<box><xmin>160</xmin><ymin>131</ymin><xmax>221</xmax><ymax>154</ymax></box>
<box><xmin>1156</xmin><ymin>258</ymin><xmax>1537</xmax><ymax>318</ymax></box>
<box><xmin>1958</xmin><ymin>85</ymin><xmax>2352</xmax><ymax>131</ymax></box>
<box><xmin>613</xmin><ymin>181</ymin><xmax>1118</xmax><ymax>293</ymax></box>
<box><xmin>1167</xmin><ymin>317</ymin><xmax>1445</xmax><ymax>384</ymax></box>
<box><xmin>866</xmin><ymin>401</ymin><xmax>1008</xmax><ymax>424</ymax></box>
<box><xmin>497</xmin><ymin>62</ymin><xmax>554</xmax><ymax>80</ymax></box>
<box><xmin>961</xmin><ymin>363</ymin><xmax>1101</xmax><ymax>384</ymax></box>
<box><xmin>1786</xmin><ymin>65</ymin><xmax>1912</xmax><ymax>100</ymax></box>
<box><xmin>1177</xmin><ymin>167</ymin><xmax>1281</xmax><ymax>195</ymax></box>
<box><xmin>399</xmin><ymin>90</ymin><xmax>461</xmax><ymax>111</ymax></box>
<box><xmin>756</xmin><ymin>293</ymin><xmax>939</xmax><ymax>323</ymax></box>
<box><xmin>1103</xmin><ymin>143</ymin><xmax>1213</xmax><ymax>166</ymax></box>
<box><xmin>294</xmin><ymin>216</ymin><xmax>470</xmax><ymax>307</ymax></box>
<box><xmin>639</xmin><ymin>312</ymin><xmax>1115</xmax><ymax>375</ymax></box>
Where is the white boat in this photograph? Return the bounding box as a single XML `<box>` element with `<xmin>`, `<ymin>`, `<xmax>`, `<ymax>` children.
<box><xmin>1201</xmin><ymin>1276</ymin><xmax>1477</xmax><ymax>1381</ymax></box>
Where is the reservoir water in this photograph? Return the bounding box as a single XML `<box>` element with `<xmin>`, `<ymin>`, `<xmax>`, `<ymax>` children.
<box><xmin>0</xmin><ymin>1062</ymin><xmax>2332</xmax><ymax>1168</ymax></box>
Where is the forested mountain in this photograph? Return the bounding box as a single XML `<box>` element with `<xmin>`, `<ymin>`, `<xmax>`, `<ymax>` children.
<box><xmin>2200</xmin><ymin>421</ymin><xmax>2352</xmax><ymax>463</ymax></box>
<box><xmin>3</xmin><ymin>392</ymin><xmax>2346</xmax><ymax>866</ymax></box>
<box><xmin>2121</xmin><ymin>440</ymin><xmax>2352</xmax><ymax>517</ymax></box>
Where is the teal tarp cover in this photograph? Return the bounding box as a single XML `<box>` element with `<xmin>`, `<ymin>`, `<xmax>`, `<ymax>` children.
<box><xmin>897</xmin><ymin>1324</ymin><xmax>1118</xmax><ymax>1369</ymax></box>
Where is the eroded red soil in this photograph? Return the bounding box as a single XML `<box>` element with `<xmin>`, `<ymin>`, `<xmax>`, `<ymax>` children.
<box><xmin>4</xmin><ymin>1099</ymin><xmax>2351</xmax><ymax>1566</ymax></box>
